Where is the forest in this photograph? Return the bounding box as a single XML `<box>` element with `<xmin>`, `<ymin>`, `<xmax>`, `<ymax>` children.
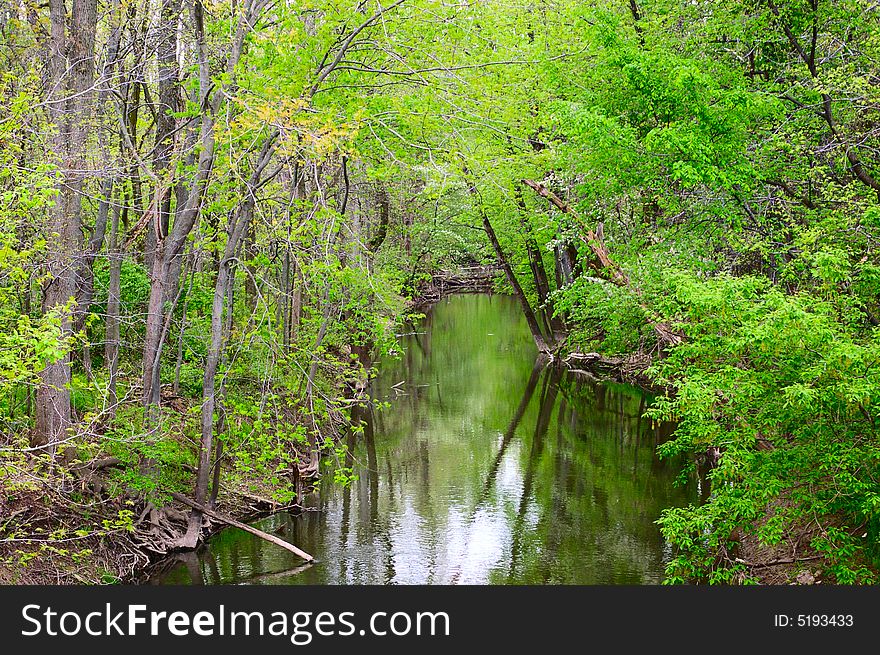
<box><xmin>1</xmin><ymin>0</ymin><xmax>879</xmax><ymax>585</ymax></box>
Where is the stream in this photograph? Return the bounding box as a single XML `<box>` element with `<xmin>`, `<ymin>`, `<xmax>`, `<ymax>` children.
<box><xmin>152</xmin><ymin>293</ymin><xmax>697</xmax><ymax>585</ymax></box>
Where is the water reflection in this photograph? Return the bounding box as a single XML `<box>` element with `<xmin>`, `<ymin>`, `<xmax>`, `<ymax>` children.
<box><xmin>154</xmin><ymin>294</ymin><xmax>695</xmax><ymax>585</ymax></box>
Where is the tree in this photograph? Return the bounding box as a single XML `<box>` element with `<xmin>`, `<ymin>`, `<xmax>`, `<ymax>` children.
<box><xmin>33</xmin><ymin>0</ymin><xmax>99</xmax><ymax>458</ymax></box>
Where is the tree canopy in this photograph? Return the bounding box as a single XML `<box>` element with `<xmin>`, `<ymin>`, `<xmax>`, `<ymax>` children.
<box><xmin>1</xmin><ymin>0</ymin><xmax>879</xmax><ymax>583</ymax></box>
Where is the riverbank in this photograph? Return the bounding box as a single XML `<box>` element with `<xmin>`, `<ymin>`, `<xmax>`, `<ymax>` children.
<box><xmin>1</xmin><ymin>271</ymin><xmax>503</xmax><ymax>586</ymax></box>
<box><xmin>150</xmin><ymin>293</ymin><xmax>693</xmax><ymax>585</ymax></box>
<box><xmin>0</xmin><ymin>475</ymin><xmax>307</xmax><ymax>584</ymax></box>
<box><xmin>0</xmin><ymin>398</ymin><xmax>347</xmax><ymax>585</ymax></box>
<box><xmin>560</xmin><ymin>347</ymin><xmax>837</xmax><ymax>585</ymax></box>
<box><xmin>0</xmin><ymin>343</ymin><xmax>371</xmax><ymax>585</ymax></box>
<box><xmin>557</xmin><ymin>311</ymin><xmax>875</xmax><ymax>585</ymax></box>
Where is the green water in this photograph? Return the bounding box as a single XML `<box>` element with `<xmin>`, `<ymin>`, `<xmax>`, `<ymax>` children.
<box><xmin>153</xmin><ymin>293</ymin><xmax>697</xmax><ymax>585</ymax></box>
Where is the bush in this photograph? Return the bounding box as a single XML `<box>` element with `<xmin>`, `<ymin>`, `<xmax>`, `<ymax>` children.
<box><xmin>645</xmin><ymin>272</ymin><xmax>880</xmax><ymax>583</ymax></box>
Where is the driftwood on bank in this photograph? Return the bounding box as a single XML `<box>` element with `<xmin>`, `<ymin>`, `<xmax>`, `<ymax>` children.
<box><xmin>170</xmin><ymin>492</ymin><xmax>314</xmax><ymax>562</ymax></box>
<box><xmin>432</xmin><ymin>266</ymin><xmax>498</xmax><ymax>292</ymax></box>
<box><xmin>563</xmin><ymin>350</ymin><xmax>656</xmax><ymax>385</ymax></box>
<box><xmin>521</xmin><ymin>179</ymin><xmax>683</xmax><ymax>346</ymax></box>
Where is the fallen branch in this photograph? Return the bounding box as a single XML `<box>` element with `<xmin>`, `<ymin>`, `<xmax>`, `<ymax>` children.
<box><xmin>521</xmin><ymin>178</ymin><xmax>683</xmax><ymax>346</ymax></box>
<box><xmin>170</xmin><ymin>492</ymin><xmax>313</xmax><ymax>562</ymax></box>
<box><xmin>735</xmin><ymin>555</ymin><xmax>823</xmax><ymax>569</ymax></box>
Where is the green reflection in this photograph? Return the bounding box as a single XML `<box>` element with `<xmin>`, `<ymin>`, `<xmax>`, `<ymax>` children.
<box><xmin>152</xmin><ymin>294</ymin><xmax>697</xmax><ymax>585</ymax></box>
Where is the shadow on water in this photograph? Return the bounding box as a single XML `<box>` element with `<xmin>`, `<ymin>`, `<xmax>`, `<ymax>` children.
<box><xmin>152</xmin><ymin>294</ymin><xmax>697</xmax><ymax>585</ymax></box>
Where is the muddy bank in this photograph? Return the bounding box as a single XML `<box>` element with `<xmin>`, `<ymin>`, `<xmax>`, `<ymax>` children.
<box><xmin>1</xmin><ymin>441</ymin><xmax>327</xmax><ymax>585</ymax></box>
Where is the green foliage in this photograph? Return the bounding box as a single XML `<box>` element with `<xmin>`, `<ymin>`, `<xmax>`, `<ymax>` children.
<box><xmin>92</xmin><ymin>258</ymin><xmax>151</xmax><ymax>314</ymax></box>
<box><xmin>643</xmin><ymin>274</ymin><xmax>880</xmax><ymax>583</ymax></box>
<box><xmin>99</xmin><ymin>406</ymin><xmax>195</xmax><ymax>503</ymax></box>
<box><xmin>553</xmin><ymin>278</ymin><xmax>649</xmax><ymax>355</ymax></box>
<box><xmin>517</xmin><ymin>0</ymin><xmax>880</xmax><ymax>583</ymax></box>
<box><xmin>4</xmin><ymin>0</ymin><xmax>880</xmax><ymax>585</ymax></box>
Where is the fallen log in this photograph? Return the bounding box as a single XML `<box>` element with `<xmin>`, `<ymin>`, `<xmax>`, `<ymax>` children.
<box><xmin>170</xmin><ymin>492</ymin><xmax>314</xmax><ymax>562</ymax></box>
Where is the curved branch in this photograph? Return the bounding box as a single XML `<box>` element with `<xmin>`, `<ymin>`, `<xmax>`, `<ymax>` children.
<box><xmin>309</xmin><ymin>0</ymin><xmax>408</xmax><ymax>96</ymax></box>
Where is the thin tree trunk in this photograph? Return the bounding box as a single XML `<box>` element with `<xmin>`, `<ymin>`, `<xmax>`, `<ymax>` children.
<box><xmin>209</xmin><ymin>268</ymin><xmax>236</xmax><ymax>508</ymax></box>
<box><xmin>73</xmin><ymin>1</ymin><xmax>124</xmax><ymax>339</ymax></box>
<box><xmin>463</xmin><ymin>172</ymin><xmax>550</xmax><ymax>353</ymax></box>
<box><xmin>105</xmin><ymin>196</ymin><xmax>122</xmax><ymax>414</ymax></box>
<box><xmin>280</xmin><ymin>246</ymin><xmax>290</xmax><ymax>352</ymax></box>
<box><xmin>21</xmin><ymin>278</ymin><xmax>33</xmax><ymax>419</ymax></box>
<box><xmin>183</xmin><ymin>246</ymin><xmax>234</xmax><ymax>546</ymax></box>
<box><xmin>290</xmin><ymin>260</ymin><xmax>302</xmax><ymax>343</ymax></box>
<box><xmin>184</xmin><ymin>134</ymin><xmax>276</xmax><ymax>547</ymax></box>
<box><xmin>513</xmin><ymin>185</ymin><xmax>560</xmax><ymax>340</ymax></box>
<box><xmin>368</xmin><ymin>184</ymin><xmax>390</xmax><ymax>253</ymax></box>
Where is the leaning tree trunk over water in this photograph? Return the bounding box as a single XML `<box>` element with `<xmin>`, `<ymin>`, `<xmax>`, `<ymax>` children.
<box><xmin>522</xmin><ymin>179</ymin><xmax>683</xmax><ymax>346</ymax></box>
<box><xmin>513</xmin><ymin>185</ymin><xmax>562</xmax><ymax>341</ymax></box>
<box><xmin>464</xmin><ymin>174</ymin><xmax>551</xmax><ymax>354</ymax></box>
<box><xmin>481</xmin><ymin>213</ymin><xmax>551</xmax><ymax>354</ymax></box>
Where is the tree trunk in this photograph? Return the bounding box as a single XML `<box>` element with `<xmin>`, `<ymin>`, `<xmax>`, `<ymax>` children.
<box><xmin>183</xmin><ymin>258</ymin><xmax>232</xmax><ymax>546</ymax></box>
<box><xmin>290</xmin><ymin>260</ymin><xmax>303</xmax><ymax>343</ymax></box>
<box><xmin>463</xmin><ymin>173</ymin><xmax>550</xmax><ymax>353</ymax></box>
<box><xmin>142</xmin><ymin>0</ymin><xmax>256</xmax><ymax>412</ymax></box>
<box><xmin>73</xmin><ymin>2</ymin><xmax>124</xmax><ymax>338</ymax></box>
<box><xmin>280</xmin><ymin>246</ymin><xmax>291</xmax><ymax>352</ymax></box>
<box><xmin>513</xmin><ymin>185</ymin><xmax>561</xmax><ymax>340</ymax></box>
<box><xmin>368</xmin><ymin>185</ymin><xmax>390</xmax><ymax>253</ymax></box>
<box><xmin>105</xmin><ymin>197</ymin><xmax>122</xmax><ymax>414</ymax></box>
<box><xmin>34</xmin><ymin>0</ymin><xmax>99</xmax><ymax>454</ymax></box>
<box><xmin>146</xmin><ymin>0</ymin><xmax>182</xmax><ymax>272</ymax></box>
<box><xmin>184</xmin><ymin>134</ymin><xmax>275</xmax><ymax>547</ymax></box>
<box><xmin>481</xmin><ymin>210</ymin><xmax>551</xmax><ymax>354</ymax></box>
<box><xmin>209</xmin><ymin>269</ymin><xmax>236</xmax><ymax>509</ymax></box>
